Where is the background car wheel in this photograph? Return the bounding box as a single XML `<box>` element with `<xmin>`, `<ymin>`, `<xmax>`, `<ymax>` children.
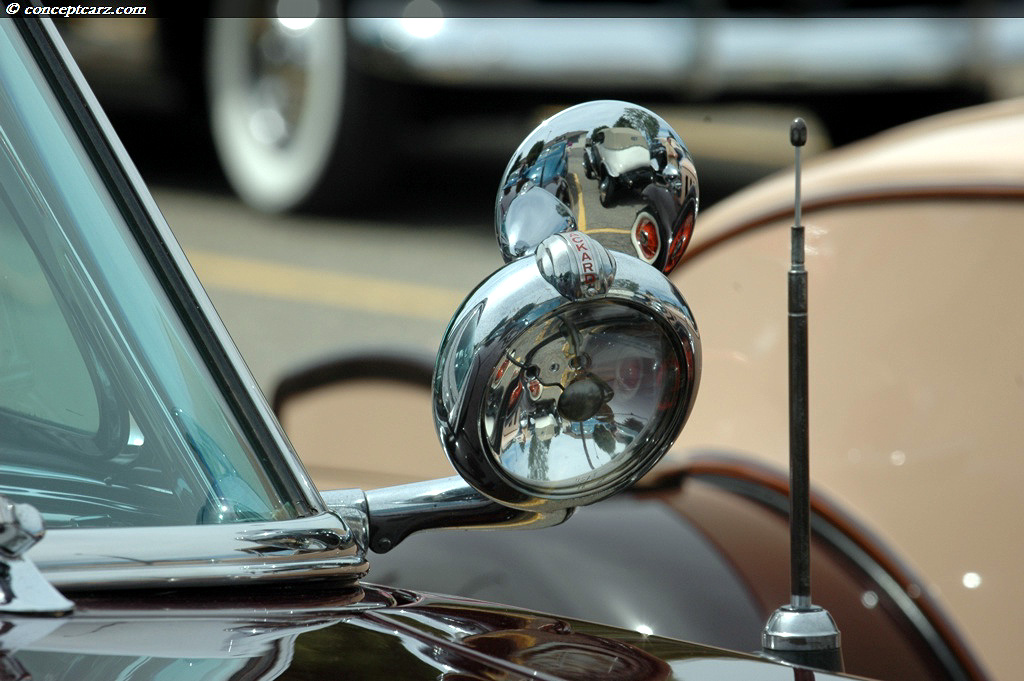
<box><xmin>598</xmin><ymin>175</ymin><xmax>616</xmax><ymax>207</ymax></box>
<box><xmin>207</xmin><ymin>12</ymin><xmax>383</xmax><ymax>213</ymax></box>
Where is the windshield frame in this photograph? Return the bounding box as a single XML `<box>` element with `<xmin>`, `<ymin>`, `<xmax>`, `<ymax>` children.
<box><xmin>5</xmin><ymin>18</ymin><xmax>364</xmax><ymax>586</ymax></box>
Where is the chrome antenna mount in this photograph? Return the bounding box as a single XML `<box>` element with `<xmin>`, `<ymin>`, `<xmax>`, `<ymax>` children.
<box><xmin>761</xmin><ymin>119</ymin><xmax>843</xmax><ymax>672</ymax></box>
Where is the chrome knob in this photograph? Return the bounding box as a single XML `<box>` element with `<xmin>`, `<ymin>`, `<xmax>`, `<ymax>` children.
<box><xmin>0</xmin><ymin>497</ymin><xmax>44</xmax><ymax>559</ymax></box>
<box><xmin>496</xmin><ymin>100</ymin><xmax>698</xmax><ymax>274</ymax></box>
<box><xmin>0</xmin><ymin>495</ymin><xmax>73</xmax><ymax>615</ymax></box>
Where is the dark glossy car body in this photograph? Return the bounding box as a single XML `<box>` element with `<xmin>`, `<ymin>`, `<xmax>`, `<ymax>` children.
<box><xmin>12</xmin><ymin>582</ymin><xmax>868</xmax><ymax>681</ymax></box>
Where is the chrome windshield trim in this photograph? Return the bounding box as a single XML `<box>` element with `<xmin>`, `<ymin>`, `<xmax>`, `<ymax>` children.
<box><xmin>27</xmin><ymin>513</ymin><xmax>366</xmax><ymax>589</ymax></box>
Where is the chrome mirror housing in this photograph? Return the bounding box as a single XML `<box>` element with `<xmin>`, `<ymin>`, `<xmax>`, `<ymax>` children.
<box><xmin>496</xmin><ymin>100</ymin><xmax>698</xmax><ymax>274</ymax></box>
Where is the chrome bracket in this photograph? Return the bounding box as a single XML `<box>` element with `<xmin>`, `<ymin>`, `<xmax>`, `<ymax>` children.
<box><xmin>322</xmin><ymin>477</ymin><xmax>571</xmax><ymax>555</ymax></box>
<box><xmin>0</xmin><ymin>497</ymin><xmax>73</xmax><ymax>615</ymax></box>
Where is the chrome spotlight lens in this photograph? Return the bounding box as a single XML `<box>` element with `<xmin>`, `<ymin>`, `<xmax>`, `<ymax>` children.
<box><xmin>433</xmin><ymin>233</ymin><xmax>700</xmax><ymax>512</ymax></box>
<box><xmin>496</xmin><ymin>100</ymin><xmax>698</xmax><ymax>274</ymax></box>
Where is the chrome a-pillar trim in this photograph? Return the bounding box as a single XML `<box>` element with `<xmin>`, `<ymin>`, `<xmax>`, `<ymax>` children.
<box><xmin>29</xmin><ymin>513</ymin><xmax>366</xmax><ymax>589</ymax></box>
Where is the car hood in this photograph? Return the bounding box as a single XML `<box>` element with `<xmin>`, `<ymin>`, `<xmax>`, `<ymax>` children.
<box><xmin>3</xmin><ymin>583</ymin><xmax>856</xmax><ymax>680</ymax></box>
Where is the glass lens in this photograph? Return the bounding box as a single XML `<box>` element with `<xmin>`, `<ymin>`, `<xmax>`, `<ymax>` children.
<box><xmin>482</xmin><ymin>301</ymin><xmax>681</xmax><ymax>492</ymax></box>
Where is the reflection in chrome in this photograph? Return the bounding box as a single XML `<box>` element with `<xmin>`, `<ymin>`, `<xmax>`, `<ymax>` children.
<box><xmin>535</xmin><ymin>231</ymin><xmax>615</xmax><ymax>300</ymax></box>
<box><xmin>32</xmin><ymin>514</ymin><xmax>365</xmax><ymax>589</ymax></box>
<box><xmin>497</xmin><ymin>100</ymin><xmax>698</xmax><ymax>274</ymax></box>
<box><xmin>499</xmin><ymin>182</ymin><xmax>576</xmax><ymax>261</ymax></box>
<box><xmin>323</xmin><ymin>478</ymin><xmax>570</xmax><ymax>555</ymax></box>
<box><xmin>483</xmin><ymin>303</ymin><xmax>683</xmax><ymax>487</ymax></box>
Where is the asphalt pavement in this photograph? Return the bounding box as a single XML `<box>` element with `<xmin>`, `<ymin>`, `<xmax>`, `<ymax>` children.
<box><xmin>134</xmin><ymin>102</ymin><xmax>825</xmax><ymax>398</ymax></box>
<box><xmin>155</xmin><ymin>186</ymin><xmax>501</xmax><ymax>393</ymax></box>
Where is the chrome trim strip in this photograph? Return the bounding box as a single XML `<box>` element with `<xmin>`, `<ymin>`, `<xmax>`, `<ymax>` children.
<box><xmin>28</xmin><ymin>514</ymin><xmax>366</xmax><ymax>589</ymax></box>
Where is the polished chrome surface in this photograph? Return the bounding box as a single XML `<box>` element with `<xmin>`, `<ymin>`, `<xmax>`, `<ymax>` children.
<box><xmin>322</xmin><ymin>488</ymin><xmax>370</xmax><ymax>554</ymax></box>
<box><xmin>762</xmin><ymin>604</ymin><xmax>841</xmax><ymax>652</ymax></box>
<box><xmin>30</xmin><ymin>513</ymin><xmax>365</xmax><ymax>589</ymax></box>
<box><xmin>535</xmin><ymin>231</ymin><xmax>616</xmax><ymax>301</ymax></box>
<box><xmin>499</xmin><ymin>182</ymin><xmax>577</xmax><ymax>261</ymax></box>
<box><xmin>324</xmin><ymin>477</ymin><xmax>570</xmax><ymax>554</ymax></box>
<box><xmin>434</xmin><ymin>252</ymin><xmax>700</xmax><ymax>512</ymax></box>
<box><xmin>0</xmin><ymin>497</ymin><xmax>43</xmax><ymax>560</ymax></box>
<box><xmin>496</xmin><ymin>100</ymin><xmax>697</xmax><ymax>274</ymax></box>
<box><xmin>0</xmin><ymin>497</ymin><xmax>73</xmax><ymax>615</ymax></box>
<box><xmin>761</xmin><ymin>604</ymin><xmax>844</xmax><ymax>671</ymax></box>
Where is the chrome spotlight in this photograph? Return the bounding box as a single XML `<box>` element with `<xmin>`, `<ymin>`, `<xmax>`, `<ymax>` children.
<box><xmin>435</xmin><ymin>101</ymin><xmax>701</xmax><ymax>513</ymax></box>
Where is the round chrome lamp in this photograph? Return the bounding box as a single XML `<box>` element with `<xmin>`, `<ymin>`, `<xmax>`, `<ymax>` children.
<box><xmin>496</xmin><ymin>100</ymin><xmax>698</xmax><ymax>274</ymax></box>
<box><xmin>434</xmin><ymin>101</ymin><xmax>701</xmax><ymax>513</ymax></box>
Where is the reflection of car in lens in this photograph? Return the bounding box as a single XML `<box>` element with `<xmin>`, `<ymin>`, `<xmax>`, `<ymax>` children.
<box><xmin>525</xmin><ymin>139</ymin><xmax>572</xmax><ymax>207</ymax></box>
<box><xmin>632</xmin><ymin>164</ymin><xmax>698</xmax><ymax>271</ymax></box>
<box><xmin>583</xmin><ymin>126</ymin><xmax>654</xmax><ymax>207</ymax></box>
<box><xmin>498</xmin><ymin>102</ymin><xmax>699</xmax><ymax>276</ymax></box>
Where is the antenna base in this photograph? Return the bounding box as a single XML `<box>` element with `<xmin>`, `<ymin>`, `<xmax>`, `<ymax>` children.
<box><xmin>762</xmin><ymin>604</ymin><xmax>843</xmax><ymax>672</ymax></box>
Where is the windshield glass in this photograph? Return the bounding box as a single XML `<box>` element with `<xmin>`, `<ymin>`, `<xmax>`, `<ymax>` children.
<box><xmin>0</xmin><ymin>22</ymin><xmax>301</xmax><ymax>528</ymax></box>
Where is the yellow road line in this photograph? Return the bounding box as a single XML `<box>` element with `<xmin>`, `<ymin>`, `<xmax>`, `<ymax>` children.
<box><xmin>185</xmin><ymin>250</ymin><xmax>463</xmax><ymax>322</ymax></box>
<box><xmin>581</xmin><ymin>227</ymin><xmax>631</xmax><ymax>235</ymax></box>
<box><xmin>571</xmin><ymin>171</ymin><xmax>586</xmax><ymax>229</ymax></box>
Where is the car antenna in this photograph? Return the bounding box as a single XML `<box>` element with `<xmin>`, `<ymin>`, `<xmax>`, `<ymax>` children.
<box><xmin>760</xmin><ymin>119</ymin><xmax>843</xmax><ymax>672</ymax></box>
